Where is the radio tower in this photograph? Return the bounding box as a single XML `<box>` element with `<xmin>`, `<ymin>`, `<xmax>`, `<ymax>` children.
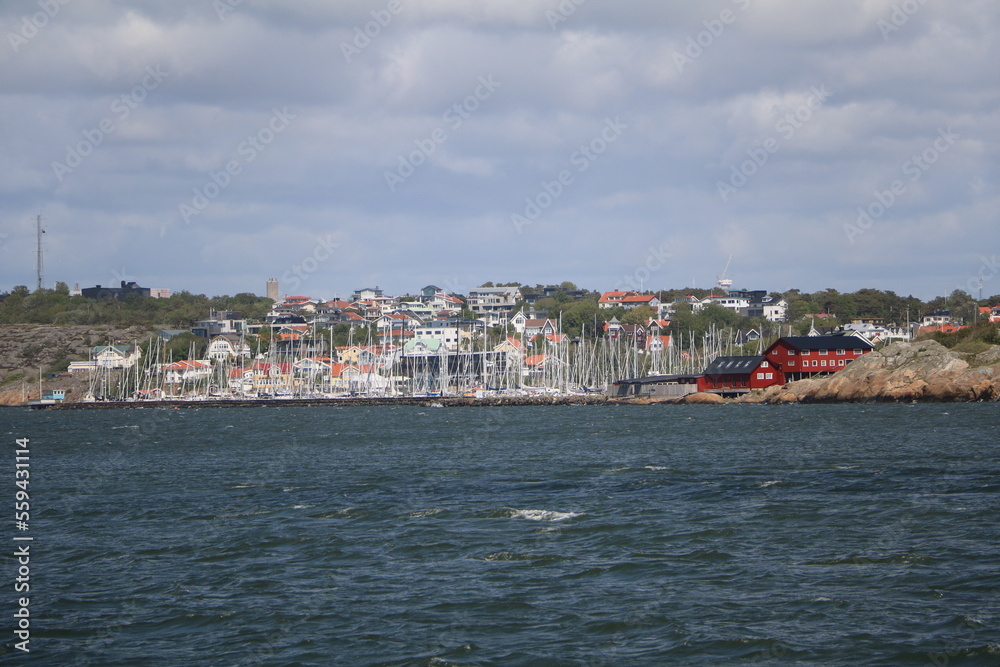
<box><xmin>977</xmin><ymin>273</ymin><xmax>984</xmax><ymax>325</ymax></box>
<box><xmin>35</xmin><ymin>215</ymin><xmax>46</xmax><ymax>291</ymax></box>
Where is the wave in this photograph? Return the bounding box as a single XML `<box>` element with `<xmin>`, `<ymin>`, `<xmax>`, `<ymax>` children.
<box><xmin>476</xmin><ymin>551</ymin><xmax>573</xmax><ymax>564</ymax></box>
<box><xmin>803</xmin><ymin>552</ymin><xmax>930</xmax><ymax>566</ymax></box>
<box><xmin>404</xmin><ymin>508</ymin><xmax>446</xmax><ymax>518</ymax></box>
<box><xmin>491</xmin><ymin>508</ymin><xmax>583</xmax><ymax>522</ymax></box>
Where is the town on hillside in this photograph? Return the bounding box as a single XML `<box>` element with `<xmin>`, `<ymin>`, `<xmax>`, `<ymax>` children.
<box><xmin>3</xmin><ymin>277</ymin><xmax>999</xmax><ymax>404</ymax></box>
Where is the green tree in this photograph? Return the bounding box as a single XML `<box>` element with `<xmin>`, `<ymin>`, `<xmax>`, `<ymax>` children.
<box><xmin>621</xmin><ymin>305</ymin><xmax>655</xmax><ymax>325</ymax></box>
<box><xmin>533</xmin><ymin>297</ymin><xmax>558</xmax><ymax>311</ymax></box>
<box><xmin>700</xmin><ymin>303</ymin><xmax>739</xmax><ymax>329</ymax></box>
<box><xmin>552</xmin><ymin>298</ymin><xmax>600</xmax><ymax>338</ymax></box>
<box><xmin>163</xmin><ymin>332</ymin><xmax>207</xmax><ymax>361</ymax></box>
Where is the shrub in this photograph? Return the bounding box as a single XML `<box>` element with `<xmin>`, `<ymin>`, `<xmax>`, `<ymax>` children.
<box><xmin>1</xmin><ymin>371</ymin><xmax>25</xmax><ymax>387</ymax></box>
<box><xmin>952</xmin><ymin>340</ymin><xmax>991</xmax><ymax>355</ymax></box>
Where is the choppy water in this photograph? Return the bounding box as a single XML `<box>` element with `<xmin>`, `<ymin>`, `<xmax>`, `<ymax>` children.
<box><xmin>3</xmin><ymin>404</ymin><xmax>999</xmax><ymax>665</ymax></box>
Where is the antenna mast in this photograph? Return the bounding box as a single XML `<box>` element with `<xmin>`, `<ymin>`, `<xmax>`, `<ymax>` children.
<box><xmin>976</xmin><ymin>273</ymin><xmax>984</xmax><ymax>325</ymax></box>
<box><xmin>36</xmin><ymin>215</ymin><xmax>45</xmax><ymax>291</ymax></box>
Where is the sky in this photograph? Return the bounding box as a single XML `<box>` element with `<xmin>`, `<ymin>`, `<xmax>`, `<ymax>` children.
<box><xmin>1</xmin><ymin>0</ymin><xmax>998</xmax><ymax>302</ymax></box>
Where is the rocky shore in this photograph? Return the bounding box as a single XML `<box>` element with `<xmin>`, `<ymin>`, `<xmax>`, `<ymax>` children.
<box><xmin>737</xmin><ymin>339</ymin><xmax>1000</xmax><ymax>404</ymax></box>
<box><xmin>591</xmin><ymin>340</ymin><xmax>1000</xmax><ymax>405</ymax></box>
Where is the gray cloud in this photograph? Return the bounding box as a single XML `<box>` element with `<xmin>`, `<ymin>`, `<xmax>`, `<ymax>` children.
<box><xmin>1</xmin><ymin>0</ymin><xmax>997</xmax><ymax>300</ymax></box>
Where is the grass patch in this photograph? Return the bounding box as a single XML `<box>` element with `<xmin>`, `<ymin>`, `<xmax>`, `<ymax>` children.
<box><xmin>952</xmin><ymin>340</ymin><xmax>991</xmax><ymax>355</ymax></box>
<box><xmin>0</xmin><ymin>371</ymin><xmax>25</xmax><ymax>387</ymax></box>
<box><xmin>928</xmin><ymin>321</ymin><xmax>1000</xmax><ymax>348</ymax></box>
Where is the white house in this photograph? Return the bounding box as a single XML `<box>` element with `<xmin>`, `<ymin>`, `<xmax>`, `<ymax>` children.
<box><xmin>394</xmin><ymin>302</ymin><xmax>435</xmax><ymax>320</ymax></box>
<box><xmin>598</xmin><ymin>291</ymin><xmax>630</xmax><ymax>309</ymax></box>
<box><xmin>422</xmin><ymin>292</ymin><xmax>464</xmax><ymax>313</ymax></box>
<box><xmin>376</xmin><ymin>312</ymin><xmax>423</xmax><ymax>331</ymax></box>
<box><xmin>522</xmin><ymin>318</ymin><xmax>557</xmax><ymax>339</ymax></box>
<box><xmin>193</xmin><ymin>310</ymin><xmax>247</xmax><ymax>337</ymax></box>
<box><xmin>206</xmin><ymin>334</ymin><xmax>252</xmax><ymax>360</ymax></box>
<box><xmin>160</xmin><ymin>360</ymin><xmax>212</xmax><ymax>384</ymax></box>
<box><xmin>467</xmin><ymin>286</ymin><xmax>522</xmax><ymax>326</ymax></box>
<box><xmin>68</xmin><ymin>345</ymin><xmax>142</xmax><ymax>374</ymax></box>
<box><xmin>402</xmin><ymin>338</ymin><xmax>444</xmax><ymax>356</ymax></box>
<box><xmin>508</xmin><ymin>310</ymin><xmax>529</xmax><ymax>334</ymax></box>
<box><xmin>837</xmin><ymin>322</ymin><xmax>914</xmax><ymax>343</ymax></box>
<box><xmin>646</xmin><ymin>335</ymin><xmax>673</xmax><ymax>353</ymax></box>
<box><xmin>921</xmin><ymin>310</ymin><xmax>953</xmax><ymax>326</ymax></box>
<box><xmin>409</xmin><ymin>322</ymin><xmax>471</xmax><ymax>352</ymax></box>
<box><xmin>741</xmin><ymin>296</ymin><xmax>789</xmax><ymax>322</ymax></box>
<box><xmin>352</xmin><ymin>287</ymin><xmax>385</xmax><ymax>301</ymax></box>
<box><xmin>697</xmin><ymin>294</ymin><xmax>750</xmax><ymax>313</ymax></box>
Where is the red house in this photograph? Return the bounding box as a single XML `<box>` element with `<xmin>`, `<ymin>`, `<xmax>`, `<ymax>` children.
<box><xmin>698</xmin><ymin>355</ymin><xmax>780</xmax><ymax>392</ymax></box>
<box><xmin>763</xmin><ymin>335</ymin><xmax>874</xmax><ymax>383</ymax></box>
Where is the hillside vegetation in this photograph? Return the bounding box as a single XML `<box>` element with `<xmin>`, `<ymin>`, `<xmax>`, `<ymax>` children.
<box><xmin>0</xmin><ymin>285</ymin><xmax>272</xmax><ymax>327</ymax></box>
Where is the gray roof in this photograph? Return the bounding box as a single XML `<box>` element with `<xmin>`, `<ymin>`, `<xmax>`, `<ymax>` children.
<box><xmin>470</xmin><ymin>286</ymin><xmax>520</xmax><ymax>295</ymax></box>
<box><xmin>704</xmin><ymin>355</ymin><xmax>763</xmax><ymax>375</ymax></box>
<box><xmin>778</xmin><ymin>335</ymin><xmax>874</xmax><ymax>351</ymax></box>
<box><xmin>615</xmin><ymin>374</ymin><xmax>702</xmax><ymax>385</ymax></box>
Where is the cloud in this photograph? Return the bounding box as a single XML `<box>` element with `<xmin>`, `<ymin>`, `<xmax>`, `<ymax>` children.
<box><xmin>0</xmin><ymin>0</ymin><xmax>997</xmax><ymax>301</ymax></box>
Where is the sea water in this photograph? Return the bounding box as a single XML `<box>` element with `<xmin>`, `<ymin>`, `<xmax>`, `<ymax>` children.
<box><xmin>2</xmin><ymin>403</ymin><xmax>998</xmax><ymax>665</ymax></box>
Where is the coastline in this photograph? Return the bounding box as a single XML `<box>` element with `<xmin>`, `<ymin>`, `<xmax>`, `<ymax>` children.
<box><xmin>25</xmin><ymin>394</ymin><xmax>613</xmax><ymax>410</ymax></box>
<box><xmin>13</xmin><ymin>340</ymin><xmax>1000</xmax><ymax>409</ymax></box>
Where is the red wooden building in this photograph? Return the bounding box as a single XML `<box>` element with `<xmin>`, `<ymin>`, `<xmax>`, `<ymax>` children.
<box><xmin>698</xmin><ymin>355</ymin><xmax>780</xmax><ymax>392</ymax></box>
<box><xmin>763</xmin><ymin>335</ymin><xmax>874</xmax><ymax>383</ymax></box>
